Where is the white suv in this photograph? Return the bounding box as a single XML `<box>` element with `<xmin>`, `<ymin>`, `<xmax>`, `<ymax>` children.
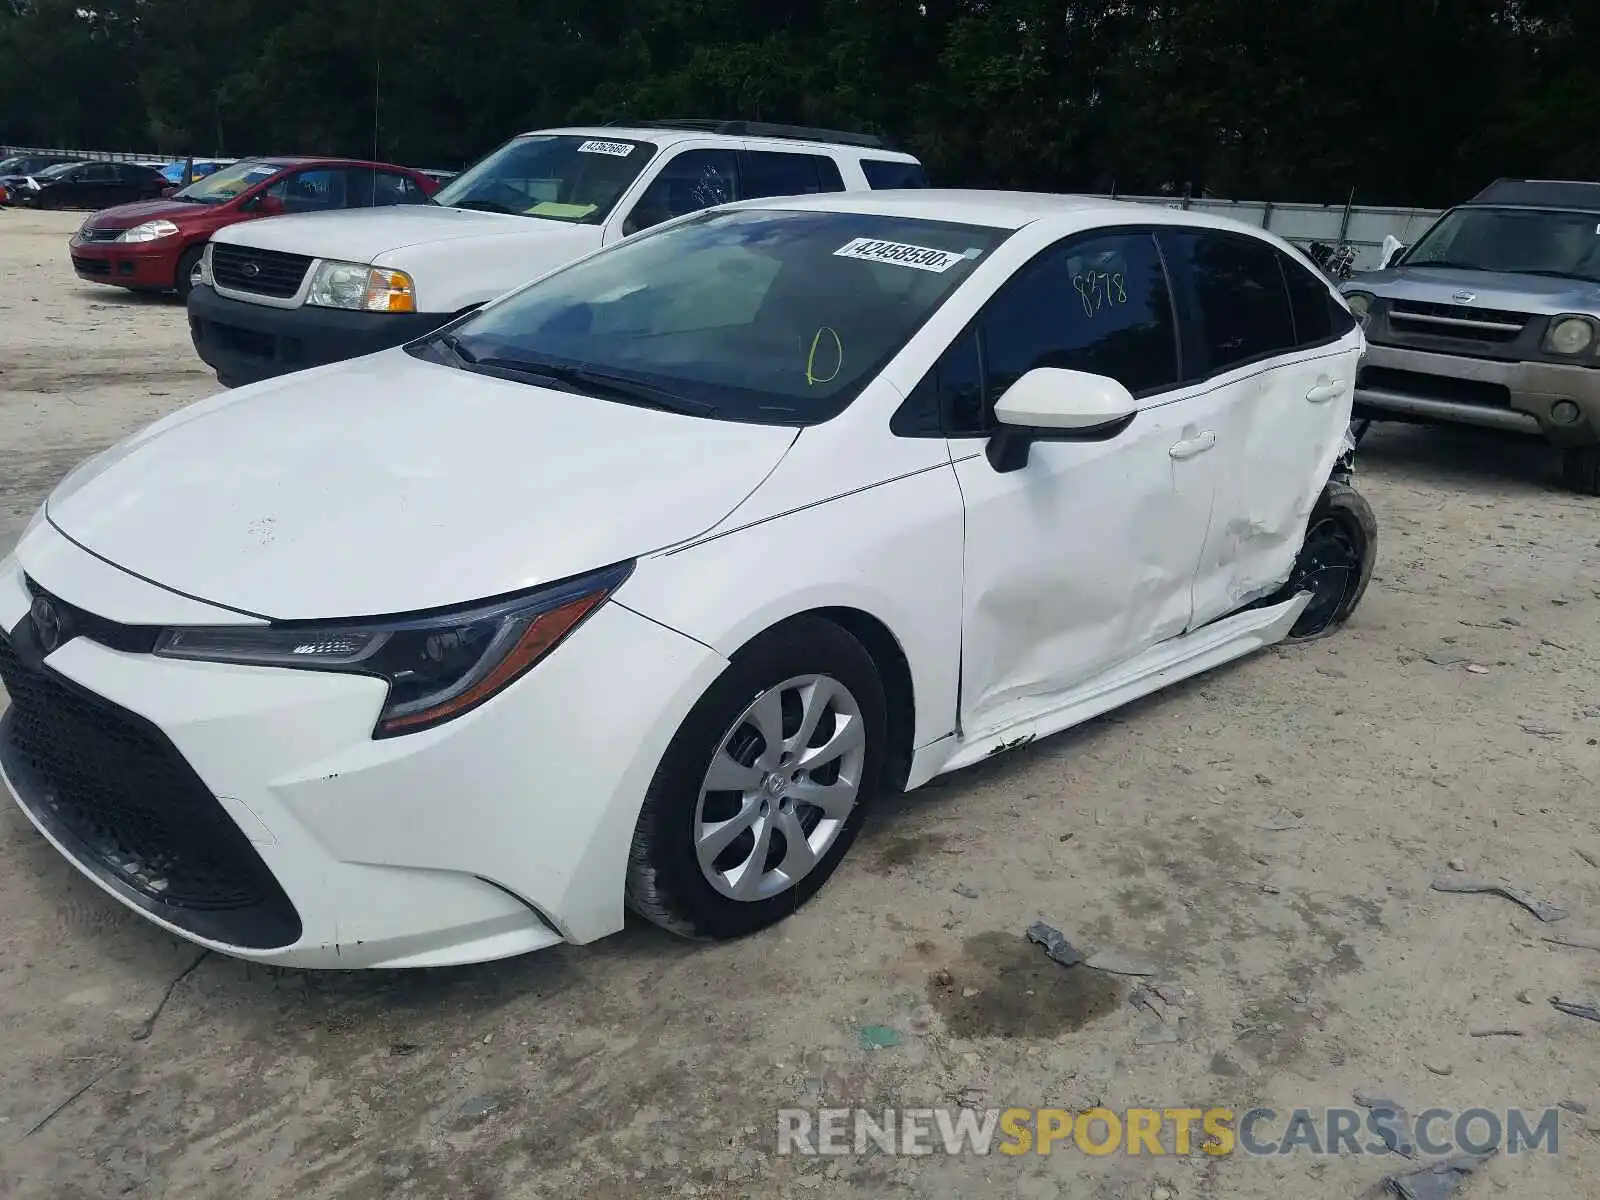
<box><xmin>186</xmin><ymin>120</ymin><xmax>927</xmax><ymax>386</ymax></box>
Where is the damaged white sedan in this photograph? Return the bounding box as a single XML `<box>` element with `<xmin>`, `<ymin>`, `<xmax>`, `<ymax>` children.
<box><xmin>0</xmin><ymin>191</ymin><xmax>1375</xmax><ymax>968</ymax></box>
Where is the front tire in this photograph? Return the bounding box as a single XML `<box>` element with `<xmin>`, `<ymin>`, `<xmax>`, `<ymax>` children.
<box><xmin>1561</xmin><ymin>445</ymin><xmax>1600</xmax><ymax>496</ymax></box>
<box><xmin>174</xmin><ymin>245</ymin><xmax>204</xmax><ymax>300</ymax></box>
<box><xmin>1281</xmin><ymin>481</ymin><xmax>1378</xmax><ymax>640</ymax></box>
<box><xmin>626</xmin><ymin>617</ymin><xmax>886</xmax><ymax>941</ymax></box>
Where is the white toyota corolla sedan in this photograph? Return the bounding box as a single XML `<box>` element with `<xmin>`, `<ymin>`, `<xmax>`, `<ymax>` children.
<box><xmin>0</xmin><ymin>191</ymin><xmax>1376</xmax><ymax>969</ymax></box>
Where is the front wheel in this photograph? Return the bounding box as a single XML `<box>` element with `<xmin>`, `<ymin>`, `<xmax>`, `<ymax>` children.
<box><xmin>626</xmin><ymin>617</ymin><xmax>886</xmax><ymax>941</ymax></box>
<box><xmin>1281</xmin><ymin>481</ymin><xmax>1378</xmax><ymax>640</ymax></box>
<box><xmin>1561</xmin><ymin>445</ymin><xmax>1600</xmax><ymax>496</ymax></box>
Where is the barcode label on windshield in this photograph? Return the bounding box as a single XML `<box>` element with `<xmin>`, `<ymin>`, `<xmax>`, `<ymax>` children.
<box><xmin>833</xmin><ymin>238</ymin><xmax>967</xmax><ymax>273</ymax></box>
<box><xmin>577</xmin><ymin>140</ymin><xmax>635</xmax><ymax>158</ymax></box>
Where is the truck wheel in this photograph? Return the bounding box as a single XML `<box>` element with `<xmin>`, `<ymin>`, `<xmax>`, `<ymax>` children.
<box><xmin>1281</xmin><ymin>481</ymin><xmax>1378</xmax><ymax>641</ymax></box>
<box><xmin>1561</xmin><ymin>446</ymin><xmax>1600</xmax><ymax>496</ymax></box>
<box><xmin>174</xmin><ymin>245</ymin><xmax>204</xmax><ymax>300</ymax></box>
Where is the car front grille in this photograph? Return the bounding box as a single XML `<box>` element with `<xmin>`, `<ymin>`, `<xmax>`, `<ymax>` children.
<box><xmin>211</xmin><ymin>243</ymin><xmax>312</xmax><ymax>299</ymax></box>
<box><xmin>78</xmin><ymin>227</ymin><xmax>121</xmax><ymax>244</ymax></box>
<box><xmin>0</xmin><ymin>623</ymin><xmax>301</xmax><ymax>949</ymax></box>
<box><xmin>1387</xmin><ymin>300</ymin><xmax>1530</xmax><ymax>343</ymax></box>
<box><xmin>1357</xmin><ymin>365</ymin><xmax>1512</xmax><ymax>409</ymax></box>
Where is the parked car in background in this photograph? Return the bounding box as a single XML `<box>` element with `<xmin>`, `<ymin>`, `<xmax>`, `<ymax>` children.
<box><xmin>70</xmin><ymin>156</ymin><xmax>442</xmax><ymax>299</ymax></box>
<box><xmin>188</xmin><ymin>120</ymin><xmax>928</xmax><ymax>385</ymax></box>
<box><xmin>0</xmin><ymin>154</ymin><xmax>85</xmax><ymax>204</ymax></box>
<box><xmin>1343</xmin><ymin>177</ymin><xmax>1600</xmax><ymax>494</ymax></box>
<box><xmin>1</xmin><ymin>192</ymin><xmax>1373</xmax><ymax>967</ymax></box>
<box><xmin>159</xmin><ymin>159</ymin><xmax>235</xmax><ymax>186</ymax></box>
<box><xmin>14</xmin><ymin>160</ymin><xmax>169</xmax><ymax>210</ymax></box>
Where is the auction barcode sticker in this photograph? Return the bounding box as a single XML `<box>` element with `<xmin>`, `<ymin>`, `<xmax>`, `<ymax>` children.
<box><xmin>834</xmin><ymin>238</ymin><xmax>968</xmax><ymax>273</ymax></box>
<box><xmin>577</xmin><ymin>140</ymin><xmax>636</xmax><ymax>157</ymax></box>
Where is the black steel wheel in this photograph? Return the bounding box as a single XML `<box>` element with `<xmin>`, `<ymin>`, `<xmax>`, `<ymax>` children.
<box><xmin>1281</xmin><ymin>481</ymin><xmax>1378</xmax><ymax>640</ymax></box>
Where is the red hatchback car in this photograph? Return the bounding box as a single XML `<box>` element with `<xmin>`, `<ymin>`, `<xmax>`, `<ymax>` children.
<box><xmin>69</xmin><ymin>157</ymin><xmax>442</xmax><ymax>298</ymax></box>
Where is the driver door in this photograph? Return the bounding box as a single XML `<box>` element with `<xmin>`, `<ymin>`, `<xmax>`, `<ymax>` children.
<box><xmin>605</xmin><ymin>146</ymin><xmax>739</xmax><ymax>244</ymax></box>
<box><xmin>943</xmin><ymin>230</ymin><xmax>1219</xmax><ymax>738</ymax></box>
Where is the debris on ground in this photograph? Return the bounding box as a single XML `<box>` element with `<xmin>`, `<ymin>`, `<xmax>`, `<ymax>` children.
<box><xmin>1467</xmin><ymin>1028</ymin><xmax>1523</xmax><ymax>1038</ymax></box>
<box><xmin>1518</xmin><ymin>721</ymin><xmax>1564</xmax><ymax>739</ymax></box>
<box><xmin>1446</xmin><ymin>859</ymin><xmax>1466</xmax><ymax>872</ymax></box>
<box><xmin>1416</xmin><ymin>648</ymin><xmax>1468</xmax><ymax>667</ymax></box>
<box><xmin>1576</xmin><ymin>848</ymin><xmax>1600</xmax><ymax>870</ymax></box>
<box><xmin>1464</xmin><ymin>663</ymin><xmax>1490</xmax><ymax>674</ymax></box>
<box><xmin>458</xmin><ymin>1094</ymin><xmax>498</xmax><ymax>1119</ymax></box>
<box><xmin>1542</xmin><ymin>931</ymin><xmax>1600</xmax><ymax>953</ymax></box>
<box><xmin>1353</xmin><ymin>1090</ymin><xmax>1418</xmax><ymax>1158</ymax></box>
<box><xmin>1423</xmin><ymin>1062</ymin><xmax>1452</xmax><ymax>1076</ymax></box>
<box><xmin>1560</xmin><ymin>1099</ymin><xmax>1588</xmax><ymax>1115</ymax></box>
<box><xmin>857</xmin><ymin>1025</ymin><xmax>903</xmax><ymax>1051</ymax></box>
<box><xmin>1255</xmin><ymin>810</ymin><xmax>1304</xmax><ymax>831</ymax></box>
<box><xmin>1383</xmin><ymin>1150</ymin><xmax>1496</xmax><ymax>1200</ymax></box>
<box><xmin>952</xmin><ymin>884</ymin><xmax>979</xmax><ymax>899</ymax></box>
<box><xmin>1429</xmin><ymin>876</ymin><xmax>1569</xmax><ymax>922</ymax></box>
<box><xmin>1129</xmin><ymin>982</ymin><xmax>1186</xmax><ymax>1025</ymax></box>
<box><xmin>1516</xmin><ymin>989</ymin><xmax>1533</xmax><ymax>1005</ymax></box>
<box><xmin>1550</xmin><ymin>997</ymin><xmax>1600</xmax><ymax>1024</ymax></box>
<box><xmin>1084</xmin><ymin>951</ymin><xmax>1157</xmax><ymax>977</ymax></box>
<box><xmin>1135</xmin><ymin>1022</ymin><xmax>1179</xmax><ymax>1046</ymax></box>
<box><xmin>1025</xmin><ymin>922</ymin><xmax>1084</xmax><ymax>968</ymax></box>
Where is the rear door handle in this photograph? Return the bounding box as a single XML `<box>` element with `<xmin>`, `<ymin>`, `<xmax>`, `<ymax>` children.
<box><xmin>1306</xmin><ymin>379</ymin><xmax>1345</xmax><ymax>403</ymax></box>
<box><xmin>1169</xmin><ymin>431</ymin><xmax>1217</xmax><ymax>460</ymax></box>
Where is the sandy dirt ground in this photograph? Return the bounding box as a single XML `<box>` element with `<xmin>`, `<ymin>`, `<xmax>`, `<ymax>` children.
<box><xmin>2</xmin><ymin>208</ymin><xmax>1599</xmax><ymax>1199</ymax></box>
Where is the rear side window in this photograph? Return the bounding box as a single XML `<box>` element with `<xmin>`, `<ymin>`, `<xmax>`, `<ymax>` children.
<box><xmin>1161</xmin><ymin>231</ymin><xmax>1296</xmax><ymax>373</ymax></box>
<box><xmin>741</xmin><ymin>151</ymin><xmax>846</xmax><ymax>198</ymax></box>
<box><xmin>861</xmin><ymin>159</ymin><xmax>930</xmax><ymax>189</ymax></box>
<box><xmin>1278</xmin><ymin>251</ymin><xmax>1356</xmax><ymax>346</ymax></box>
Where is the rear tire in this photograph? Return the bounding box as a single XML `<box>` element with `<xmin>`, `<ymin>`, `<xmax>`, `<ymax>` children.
<box><xmin>174</xmin><ymin>245</ymin><xmax>204</xmax><ymax>300</ymax></box>
<box><xmin>1561</xmin><ymin>445</ymin><xmax>1600</xmax><ymax>496</ymax></box>
<box><xmin>1281</xmin><ymin>481</ymin><xmax>1378</xmax><ymax>641</ymax></box>
<box><xmin>626</xmin><ymin>617</ymin><xmax>886</xmax><ymax>941</ymax></box>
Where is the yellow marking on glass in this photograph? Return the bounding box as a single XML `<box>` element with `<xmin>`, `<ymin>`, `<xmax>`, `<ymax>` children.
<box><xmin>807</xmin><ymin>326</ymin><xmax>843</xmax><ymax>385</ymax></box>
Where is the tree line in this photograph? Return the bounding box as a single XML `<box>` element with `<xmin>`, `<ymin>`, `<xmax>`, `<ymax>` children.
<box><xmin>2</xmin><ymin>0</ymin><xmax>1597</xmax><ymax>208</ymax></box>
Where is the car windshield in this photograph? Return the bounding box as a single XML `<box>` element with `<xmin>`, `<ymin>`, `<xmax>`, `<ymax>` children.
<box><xmin>1403</xmin><ymin>206</ymin><xmax>1600</xmax><ymax>282</ymax></box>
<box><xmin>172</xmin><ymin>160</ymin><xmax>282</xmax><ymax>203</ymax></box>
<box><xmin>428</xmin><ymin>207</ymin><xmax>1008</xmax><ymax>424</ymax></box>
<box><xmin>430</xmin><ymin>135</ymin><xmax>656</xmax><ymax>222</ymax></box>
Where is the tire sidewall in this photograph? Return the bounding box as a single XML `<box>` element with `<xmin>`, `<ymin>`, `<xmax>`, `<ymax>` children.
<box><xmin>175</xmin><ymin>244</ymin><xmax>204</xmax><ymax>298</ymax></box>
<box><xmin>631</xmin><ymin>618</ymin><xmax>887</xmax><ymax>940</ymax></box>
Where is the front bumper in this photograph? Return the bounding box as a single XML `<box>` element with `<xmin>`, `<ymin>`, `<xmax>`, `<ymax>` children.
<box><xmin>0</xmin><ymin>529</ymin><xmax>727</xmax><ymax>968</ymax></box>
<box><xmin>187</xmin><ymin>283</ymin><xmax>445</xmax><ymax>387</ymax></box>
<box><xmin>69</xmin><ymin>236</ymin><xmax>181</xmax><ymax>290</ymax></box>
<box><xmin>1354</xmin><ymin>342</ymin><xmax>1600</xmax><ymax>446</ymax></box>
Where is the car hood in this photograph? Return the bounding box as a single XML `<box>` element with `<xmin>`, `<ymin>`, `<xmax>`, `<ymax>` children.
<box><xmin>83</xmin><ymin>198</ymin><xmax>201</xmax><ymax>229</ymax></box>
<box><xmin>1348</xmin><ymin>265</ymin><xmax>1600</xmax><ymax>317</ymax></box>
<box><xmin>44</xmin><ymin>351</ymin><xmax>798</xmax><ymax>620</ymax></box>
<box><xmin>210</xmin><ymin>205</ymin><xmax>587</xmax><ymax>266</ymax></box>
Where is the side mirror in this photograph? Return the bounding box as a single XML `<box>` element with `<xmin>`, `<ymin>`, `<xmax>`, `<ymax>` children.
<box><xmin>160</xmin><ymin>185</ymin><xmax>178</xmax><ymax>198</ymax></box>
<box><xmin>988</xmin><ymin>368</ymin><xmax>1138</xmax><ymax>473</ymax></box>
<box><xmin>250</xmin><ymin>194</ymin><xmax>284</xmax><ymax>216</ymax></box>
<box><xmin>1380</xmin><ymin>237</ymin><xmax>1406</xmax><ymax>269</ymax></box>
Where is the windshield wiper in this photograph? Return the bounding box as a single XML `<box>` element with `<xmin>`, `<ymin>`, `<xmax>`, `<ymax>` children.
<box><xmin>466</xmin><ymin>355</ymin><xmax>715</xmax><ymax>416</ymax></box>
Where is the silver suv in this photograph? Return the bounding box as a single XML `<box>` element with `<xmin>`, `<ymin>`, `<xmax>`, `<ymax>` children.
<box><xmin>1341</xmin><ymin>179</ymin><xmax>1600</xmax><ymax>494</ymax></box>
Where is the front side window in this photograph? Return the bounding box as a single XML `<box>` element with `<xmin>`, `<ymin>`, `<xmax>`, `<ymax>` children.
<box><xmin>430</xmin><ymin>135</ymin><xmax>656</xmax><ymax>223</ymax></box>
<box><xmin>623</xmin><ymin>149</ymin><xmax>740</xmax><ymax>234</ymax></box>
<box><xmin>1403</xmin><ymin>206</ymin><xmax>1600</xmax><ymax>282</ymax></box>
<box><xmin>425</xmin><ymin>207</ymin><xmax>1009</xmax><ymax>425</ymax></box>
<box><xmin>173</xmin><ymin>160</ymin><xmax>283</xmax><ymax>204</ymax></box>
<box><xmin>265</xmin><ymin>168</ymin><xmax>344</xmax><ymax>213</ymax></box>
<box><xmin>1162</xmin><ymin>231</ymin><xmax>1296</xmax><ymax>374</ymax></box>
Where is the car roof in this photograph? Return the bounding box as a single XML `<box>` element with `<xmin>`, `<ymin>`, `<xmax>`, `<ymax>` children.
<box><xmin>717</xmin><ymin>188</ymin><xmax>1295</xmax><ymax>239</ymax></box>
<box><xmin>524</xmin><ymin>126</ymin><xmax>921</xmax><ymax>163</ymax></box>
<box><xmin>1468</xmin><ymin>178</ymin><xmax>1600</xmax><ymax>212</ymax></box>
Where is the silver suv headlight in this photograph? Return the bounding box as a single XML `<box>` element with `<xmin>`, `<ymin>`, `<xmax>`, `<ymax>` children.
<box><xmin>307</xmin><ymin>260</ymin><xmax>417</xmax><ymax>312</ymax></box>
<box><xmin>1544</xmin><ymin>316</ymin><xmax>1596</xmax><ymax>356</ymax></box>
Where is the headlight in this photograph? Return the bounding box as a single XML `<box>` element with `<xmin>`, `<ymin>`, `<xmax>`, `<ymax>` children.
<box><xmin>117</xmin><ymin>220</ymin><xmax>180</xmax><ymax>243</ymax></box>
<box><xmin>194</xmin><ymin>241</ymin><xmax>213</xmax><ymax>286</ymax></box>
<box><xmin>152</xmin><ymin>562</ymin><xmax>631</xmax><ymax>737</ymax></box>
<box><xmin>1544</xmin><ymin>316</ymin><xmax>1596</xmax><ymax>356</ymax></box>
<box><xmin>1342</xmin><ymin>291</ymin><xmax>1374</xmax><ymax>323</ymax></box>
<box><xmin>307</xmin><ymin>260</ymin><xmax>417</xmax><ymax>312</ymax></box>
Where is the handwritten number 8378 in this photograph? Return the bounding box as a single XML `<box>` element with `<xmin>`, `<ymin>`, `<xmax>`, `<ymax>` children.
<box><xmin>1072</xmin><ymin>271</ymin><xmax>1127</xmax><ymax>319</ymax></box>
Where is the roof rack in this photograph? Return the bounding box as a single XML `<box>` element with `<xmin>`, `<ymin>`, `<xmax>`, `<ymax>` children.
<box><xmin>608</xmin><ymin>119</ymin><xmax>893</xmax><ymax>151</ymax></box>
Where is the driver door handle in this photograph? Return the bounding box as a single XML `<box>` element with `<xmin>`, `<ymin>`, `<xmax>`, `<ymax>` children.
<box><xmin>1169</xmin><ymin>431</ymin><xmax>1217</xmax><ymax>460</ymax></box>
<box><xmin>1306</xmin><ymin>379</ymin><xmax>1345</xmax><ymax>404</ymax></box>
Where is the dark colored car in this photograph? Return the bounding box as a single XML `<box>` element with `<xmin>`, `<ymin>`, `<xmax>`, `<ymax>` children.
<box><xmin>70</xmin><ymin>156</ymin><xmax>443</xmax><ymax>299</ymax></box>
<box><xmin>0</xmin><ymin>154</ymin><xmax>85</xmax><ymax>205</ymax></box>
<box><xmin>15</xmin><ymin>160</ymin><xmax>169</xmax><ymax>210</ymax></box>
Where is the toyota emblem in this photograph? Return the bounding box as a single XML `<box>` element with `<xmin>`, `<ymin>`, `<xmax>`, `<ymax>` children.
<box><xmin>1452</xmin><ymin>289</ymin><xmax>1476</xmax><ymax>303</ymax></box>
<box><xmin>241</xmin><ymin>261</ymin><xmax>261</xmax><ymax>278</ymax></box>
<box><xmin>30</xmin><ymin>595</ymin><xmax>62</xmax><ymax>654</ymax></box>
